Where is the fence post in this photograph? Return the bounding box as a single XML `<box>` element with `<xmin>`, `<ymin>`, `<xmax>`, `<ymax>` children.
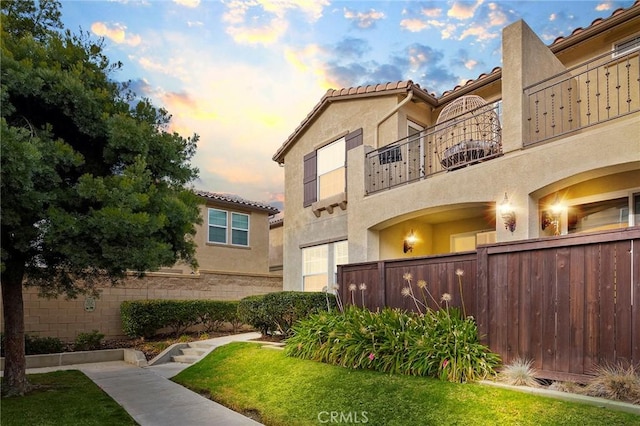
<box><xmin>476</xmin><ymin>246</ymin><xmax>490</xmax><ymax>344</ymax></box>
<box><xmin>377</xmin><ymin>261</ymin><xmax>386</xmax><ymax>308</ymax></box>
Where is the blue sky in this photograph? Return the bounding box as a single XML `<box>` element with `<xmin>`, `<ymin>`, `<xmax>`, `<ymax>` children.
<box><xmin>59</xmin><ymin>0</ymin><xmax>635</xmax><ymax>211</ymax></box>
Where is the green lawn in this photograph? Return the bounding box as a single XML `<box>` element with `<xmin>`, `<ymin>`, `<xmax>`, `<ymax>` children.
<box><xmin>173</xmin><ymin>342</ymin><xmax>640</xmax><ymax>426</ymax></box>
<box><xmin>0</xmin><ymin>370</ymin><xmax>137</xmax><ymax>426</ymax></box>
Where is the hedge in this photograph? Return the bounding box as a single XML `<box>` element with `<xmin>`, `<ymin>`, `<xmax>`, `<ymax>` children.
<box><xmin>238</xmin><ymin>291</ymin><xmax>337</xmax><ymax>337</ymax></box>
<box><xmin>120</xmin><ymin>299</ymin><xmax>241</xmax><ymax>338</ymax></box>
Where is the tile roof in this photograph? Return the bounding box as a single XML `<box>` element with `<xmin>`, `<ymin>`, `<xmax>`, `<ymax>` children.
<box><xmin>272</xmin><ymin>0</ymin><xmax>639</xmax><ymax>164</ymax></box>
<box><xmin>549</xmin><ymin>1</ymin><xmax>639</xmax><ymax>48</ymax></box>
<box><xmin>194</xmin><ymin>190</ymin><xmax>280</xmax><ymax>214</ymax></box>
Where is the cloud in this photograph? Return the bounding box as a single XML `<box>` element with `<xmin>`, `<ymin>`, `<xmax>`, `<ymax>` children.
<box><xmin>225</xmin><ymin>17</ymin><xmax>288</xmax><ymax>45</ymax></box>
<box><xmin>343</xmin><ymin>7</ymin><xmax>385</xmax><ymax>29</ymax></box>
<box><xmin>260</xmin><ymin>0</ymin><xmax>329</xmax><ymax>22</ymax></box>
<box><xmin>400</xmin><ymin>18</ymin><xmax>428</xmax><ymax>32</ymax></box>
<box><xmin>335</xmin><ymin>37</ymin><xmax>370</xmax><ymax>59</ymax></box>
<box><xmin>187</xmin><ymin>21</ymin><xmax>204</xmax><ymax>27</ymax></box>
<box><xmin>447</xmin><ymin>0</ymin><xmax>484</xmax><ymax>20</ymax></box>
<box><xmin>487</xmin><ymin>2</ymin><xmax>507</xmax><ymax>26</ymax></box>
<box><xmin>222</xmin><ymin>0</ymin><xmax>329</xmax><ymax>45</ymax></box>
<box><xmin>161</xmin><ymin>91</ymin><xmax>219</xmax><ymax>121</ymax></box>
<box><xmin>449</xmin><ymin>48</ymin><xmax>483</xmax><ymax>71</ymax></box>
<box><xmin>595</xmin><ymin>2</ymin><xmax>613</xmax><ymax>11</ymax></box>
<box><xmin>459</xmin><ymin>24</ymin><xmax>498</xmax><ymax>41</ymax></box>
<box><xmin>173</xmin><ymin>0</ymin><xmax>200</xmax><ymax>7</ymax></box>
<box><xmin>421</xmin><ymin>7</ymin><xmax>442</xmax><ymax>18</ymax></box>
<box><xmin>91</xmin><ymin>22</ymin><xmax>142</xmax><ymax>46</ymax></box>
<box><xmin>440</xmin><ymin>23</ymin><xmax>458</xmax><ymax>39</ymax></box>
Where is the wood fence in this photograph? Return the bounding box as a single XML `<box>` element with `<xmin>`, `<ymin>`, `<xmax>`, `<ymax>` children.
<box><xmin>337</xmin><ymin>227</ymin><xmax>640</xmax><ymax>381</ymax></box>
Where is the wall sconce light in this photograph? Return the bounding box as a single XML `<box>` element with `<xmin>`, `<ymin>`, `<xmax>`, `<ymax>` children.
<box><xmin>403</xmin><ymin>229</ymin><xmax>417</xmax><ymax>253</ymax></box>
<box><xmin>499</xmin><ymin>192</ymin><xmax>516</xmax><ymax>233</ymax></box>
<box><xmin>541</xmin><ymin>194</ymin><xmax>563</xmax><ymax>235</ymax></box>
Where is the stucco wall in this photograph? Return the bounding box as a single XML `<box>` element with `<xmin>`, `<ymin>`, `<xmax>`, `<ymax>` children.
<box><xmin>0</xmin><ymin>271</ymin><xmax>282</xmax><ymax>341</ymax></box>
<box><xmin>279</xmin><ymin>15</ymin><xmax>640</xmax><ymax>291</ymax></box>
<box><xmin>172</xmin><ymin>202</ymin><xmax>273</xmax><ymax>274</ymax></box>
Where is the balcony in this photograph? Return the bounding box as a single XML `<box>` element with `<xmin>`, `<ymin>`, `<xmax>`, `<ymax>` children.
<box><xmin>365</xmin><ymin>101</ymin><xmax>502</xmax><ymax>194</ymax></box>
<box><xmin>524</xmin><ymin>48</ymin><xmax>640</xmax><ymax>146</ymax></box>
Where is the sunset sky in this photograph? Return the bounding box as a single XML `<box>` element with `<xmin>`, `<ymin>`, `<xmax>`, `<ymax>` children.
<box><xmin>59</xmin><ymin>0</ymin><xmax>635</xmax><ymax>211</ymax></box>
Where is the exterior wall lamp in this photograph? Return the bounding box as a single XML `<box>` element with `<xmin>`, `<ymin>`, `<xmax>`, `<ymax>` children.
<box><xmin>403</xmin><ymin>229</ymin><xmax>417</xmax><ymax>253</ymax></box>
<box><xmin>500</xmin><ymin>192</ymin><xmax>516</xmax><ymax>233</ymax></box>
<box><xmin>541</xmin><ymin>194</ymin><xmax>563</xmax><ymax>235</ymax></box>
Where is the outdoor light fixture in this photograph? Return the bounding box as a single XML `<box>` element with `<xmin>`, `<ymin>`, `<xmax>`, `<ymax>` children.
<box><xmin>541</xmin><ymin>193</ymin><xmax>563</xmax><ymax>235</ymax></box>
<box><xmin>403</xmin><ymin>229</ymin><xmax>417</xmax><ymax>253</ymax></box>
<box><xmin>499</xmin><ymin>192</ymin><xmax>516</xmax><ymax>233</ymax></box>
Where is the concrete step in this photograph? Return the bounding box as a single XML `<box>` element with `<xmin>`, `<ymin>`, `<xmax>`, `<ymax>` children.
<box><xmin>180</xmin><ymin>347</ymin><xmax>207</xmax><ymax>357</ymax></box>
<box><xmin>171</xmin><ymin>354</ymin><xmax>200</xmax><ymax>364</ymax></box>
<box><xmin>188</xmin><ymin>341</ymin><xmax>215</xmax><ymax>349</ymax></box>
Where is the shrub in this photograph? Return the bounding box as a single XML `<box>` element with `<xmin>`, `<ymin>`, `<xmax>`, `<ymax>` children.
<box><xmin>162</xmin><ymin>300</ymin><xmax>202</xmax><ymax>336</ymax></box>
<box><xmin>498</xmin><ymin>357</ymin><xmax>539</xmax><ymax>387</ymax></box>
<box><xmin>285</xmin><ymin>305</ymin><xmax>500</xmax><ymax>383</ymax></box>
<box><xmin>238</xmin><ymin>295</ymin><xmax>271</xmax><ymax>336</ymax></box>
<box><xmin>1</xmin><ymin>334</ymin><xmax>65</xmax><ymax>356</ymax></box>
<box><xmin>121</xmin><ymin>300</ymin><xmax>166</xmax><ymax>338</ymax></box>
<box><xmin>196</xmin><ymin>300</ymin><xmax>239</xmax><ymax>332</ymax></box>
<box><xmin>25</xmin><ymin>335</ymin><xmax>65</xmax><ymax>355</ymax></box>
<box><xmin>74</xmin><ymin>330</ymin><xmax>105</xmax><ymax>351</ymax></box>
<box><xmin>263</xmin><ymin>291</ymin><xmax>336</xmax><ymax>337</ymax></box>
<box><xmin>120</xmin><ymin>299</ymin><xmax>242</xmax><ymax>338</ymax></box>
<box><xmin>238</xmin><ymin>291</ymin><xmax>337</xmax><ymax>337</ymax></box>
<box><xmin>584</xmin><ymin>363</ymin><xmax>640</xmax><ymax>404</ymax></box>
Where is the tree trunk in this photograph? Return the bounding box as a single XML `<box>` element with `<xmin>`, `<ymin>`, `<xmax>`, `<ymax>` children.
<box><xmin>1</xmin><ymin>259</ymin><xmax>29</xmax><ymax>396</ymax></box>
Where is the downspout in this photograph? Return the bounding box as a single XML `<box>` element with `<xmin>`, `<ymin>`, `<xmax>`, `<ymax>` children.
<box><xmin>374</xmin><ymin>91</ymin><xmax>414</xmax><ymax>149</ymax></box>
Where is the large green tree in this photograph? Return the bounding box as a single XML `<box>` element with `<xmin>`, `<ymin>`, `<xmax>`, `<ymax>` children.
<box><xmin>1</xmin><ymin>0</ymin><xmax>201</xmax><ymax>396</ymax></box>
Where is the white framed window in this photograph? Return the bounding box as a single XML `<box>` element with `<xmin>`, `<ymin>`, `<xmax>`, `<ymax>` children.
<box><xmin>231</xmin><ymin>212</ymin><xmax>249</xmax><ymax>246</ymax></box>
<box><xmin>613</xmin><ymin>34</ymin><xmax>640</xmax><ymax>58</ymax></box>
<box><xmin>317</xmin><ymin>137</ymin><xmax>345</xmax><ymax>200</ymax></box>
<box><xmin>208</xmin><ymin>208</ymin><xmax>250</xmax><ymax>246</ymax></box>
<box><xmin>302</xmin><ymin>240</ymin><xmax>348</xmax><ymax>292</ymax></box>
<box><xmin>208</xmin><ymin>208</ymin><xmax>227</xmax><ymax>244</ymax></box>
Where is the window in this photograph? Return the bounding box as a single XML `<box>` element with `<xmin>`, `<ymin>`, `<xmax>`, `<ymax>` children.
<box><xmin>317</xmin><ymin>137</ymin><xmax>345</xmax><ymax>200</ymax></box>
<box><xmin>302</xmin><ymin>240</ymin><xmax>348</xmax><ymax>292</ymax></box>
<box><xmin>231</xmin><ymin>213</ymin><xmax>249</xmax><ymax>245</ymax></box>
<box><xmin>613</xmin><ymin>34</ymin><xmax>640</xmax><ymax>58</ymax></box>
<box><xmin>208</xmin><ymin>208</ymin><xmax>250</xmax><ymax>246</ymax></box>
<box><xmin>303</xmin><ymin>129</ymin><xmax>363</xmax><ymax>207</ymax></box>
<box><xmin>208</xmin><ymin>209</ymin><xmax>227</xmax><ymax>244</ymax></box>
<box><xmin>567</xmin><ymin>194</ymin><xmax>638</xmax><ymax>234</ymax></box>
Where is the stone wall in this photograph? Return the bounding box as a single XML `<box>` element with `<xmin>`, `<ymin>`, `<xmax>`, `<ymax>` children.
<box><xmin>0</xmin><ymin>270</ymin><xmax>282</xmax><ymax>341</ymax></box>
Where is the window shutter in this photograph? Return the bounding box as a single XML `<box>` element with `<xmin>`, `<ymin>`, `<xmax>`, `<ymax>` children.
<box><xmin>345</xmin><ymin>128</ymin><xmax>363</xmax><ymax>151</ymax></box>
<box><xmin>303</xmin><ymin>150</ymin><xmax>317</xmax><ymax>207</ymax></box>
<box><xmin>344</xmin><ymin>128</ymin><xmax>363</xmax><ymax>192</ymax></box>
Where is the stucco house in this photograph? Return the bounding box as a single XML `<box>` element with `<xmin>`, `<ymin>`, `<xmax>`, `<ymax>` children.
<box><xmin>273</xmin><ymin>4</ymin><xmax>640</xmax><ymax>292</ymax></box>
<box><xmin>168</xmin><ymin>190</ymin><xmax>281</xmax><ymax>275</ymax></box>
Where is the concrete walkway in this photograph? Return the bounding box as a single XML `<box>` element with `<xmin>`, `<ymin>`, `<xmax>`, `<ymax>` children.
<box><xmin>23</xmin><ymin>333</ymin><xmax>264</xmax><ymax>426</ymax></box>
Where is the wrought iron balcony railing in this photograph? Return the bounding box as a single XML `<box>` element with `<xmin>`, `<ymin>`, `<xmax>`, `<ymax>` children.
<box><xmin>524</xmin><ymin>48</ymin><xmax>640</xmax><ymax>146</ymax></box>
<box><xmin>365</xmin><ymin>101</ymin><xmax>502</xmax><ymax>194</ymax></box>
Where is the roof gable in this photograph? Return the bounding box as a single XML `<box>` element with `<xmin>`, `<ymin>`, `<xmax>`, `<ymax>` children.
<box><xmin>195</xmin><ymin>190</ymin><xmax>279</xmax><ymax>214</ymax></box>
